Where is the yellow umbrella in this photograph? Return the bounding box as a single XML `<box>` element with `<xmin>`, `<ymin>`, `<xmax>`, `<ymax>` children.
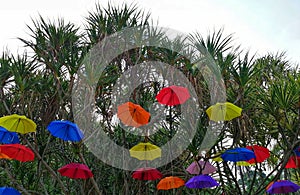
<box><xmin>129</xmin><ymin>142</ymin><xmax>161</xmax><ymax>160</ymax></box>
<box><xmin>206</xmin><ymin>102</ymin><xmax>242</xmax><ymax>122</ymax></box>
<box><xmin>236</xmin><ymin>161</ymin><xmax>252</xmax><ymax>166</ymax></box>
<box><xmin>0</xmin><ymin>114</ymin><xmax>37</xmax><ymax>134</ymax></box>
<box><xmin>212</xmin><ymin>153</ymin><xmax>223</xmax><ymax>162</ymax></box>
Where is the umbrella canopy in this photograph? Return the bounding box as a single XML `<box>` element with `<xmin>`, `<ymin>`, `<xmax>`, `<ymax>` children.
<box><xmin>0</xmin><ymin>114</ymin><xmax>36</xmax><ymax>134</ymax></box>
<box><xmin>185</xmin><ymin>175</ymin><xmax>219</xmax><ymax>189</ymax></box>
<box><xmin>0</xmin><ymin>144</ymin><xmax>34</xmax><ymax>162</ymax></box>
<box><xmin>0</xmin><ymin>126</ymin><xmax>19</xmax><ymax>144</ymax></box>
<box><xmin>186</xmin><ymin>160</ymin><xmax>217</xmax><ymax>175</ymax></box>
<box><xmin>285</xmin><ymin>156</ymin><xmax>300</xmax><ymax>168</ymax></box>
<box><xmin>156</xmin><ymin>85</ymin><xmax>190</xmax><ymax>106</ymax></box>
<box><xmin>0</xmin><ymin>187</ymin><xmax>21</xmax><ymax>195</ymax></box>
<box><xmin>221</xmin><ymin>148</ymin><xmax>255</xmax><ymax>162</ymax></box>
<box><xmin>206</xmin><ymin>102</ymin><xmax>242</xmax><ymax>122</ymax></box>
<box><xmin>246</xmin><ymin>145</ymin><xmax>270</xmax><ymax>164</ymax></box>
<box><xmin>132</xmin><ymin>167</ymin><xmax>163</xmax><ymax>180</ymax></box>
<box><xmin>47</xmin><ymin>120</ymin><xmax>84</xmax><ymax>142</ymax></box>
<box><xmin>294</xmin><ymin>147</ymin><xmax>300</xmax><ymax>157</ymax></box>
<box><xmin>129</xmin><ymin>142</ymin><xmax>161</xmax><ymax>160</ymax></box>
<box><xmin>157</xmin><ymin>176</ymin><xmax>185</xmax><ymax>190</ymax></box>
<box><xmin>266</xmin><ymin>180</ymin><xmax>300</xmax><ymax>194</ymax></box>
<box><xmin>117</xmin><ymin>102</ymin><xmax>150</xmax><ymax>127</ymax></box>
<box><xmin>236</xmin><ymin>161</ymin><xmax>252</xmax><ymax>166</ymax></box>
<box><xmin>58</xmin><ymin>163</ymin><xmax>93</xmax><ymax>179</ymax></box>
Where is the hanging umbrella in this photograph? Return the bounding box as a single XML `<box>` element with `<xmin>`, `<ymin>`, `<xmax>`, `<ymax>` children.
<box><xmin>0</xmin><ymin>187</ymin><xmax>21</xmax><ymax>195</ymax></box>
<box><xmin>206</xmin><ymin>102</ymin><xmax>242</xmax><ymax>122</ymax></box>
<box><xmin>186</xmin><ymin>160</ymin><xmax>217</xmax><ymax>175</ymax></box>
<box><xmin>157</xmin><ymin>176</ymin><xmax>185</xmax><ymax>190</ymax></box>
<box><xmin>156</xmin><ymin>85</ymin><xmax>190</xmax><ymax>106</ymax></box>
<box><xmin>0</xmin><ymin>127</ymin><xmax>19</xmax><ymax>144</ymax></box>
<box><xmin>132</xmin><ymin>167</ymin><xmax>163</xmax><ymax>180</ymax></box>
<box><xmin>129</xmin><ymin>142</ymin><xmax>161</xmax><ymax>160</ymax></box>
<box><xmin>0</xmin><ymin>144</ymin><xmax>34</xmax><ymax>162</ymax></box>
<box><xmin>0</xmin><ymin>114</ymin><xmax>36</xmax><ymax>134</ymax></box>
<box><xmin>47</xmin><ymin>120</ymin><xmax>84</xmax><ymax>142</ymax></box>
<box><xmin>58</xmin><ymin>163</ymin><xmax>93</xmax><ymax>179</ymax></box>
<box><xmin>294</xmin><ymin>147</ymin><xmax>300</xmax><ymax>157</ymax></box>
<box><xmin>285</xmin><ymin>156</ymin><xmax>300</xmax><ymax>168</ymax></box>
<box><xmin>221</xmin><ymin>148</ymin><xmax>255</xmax><ymax>162</ymax></box>
<box><xmin>185</xmin><ymin>175</ymin><xmax>219</xmax><ymax>189</ymax></box>
<box><xmin>236</xmin><ymin>161</ymin><xmax>252</xmax><ymax>166</ymax></box>
<box><xmin>246</xmin><ymin>145</ymin><xmax>270</xmax><ymax>164</ymax></box>
<box><xmin>117</xmin><ymin>102</ymin><xmax>150</xmax><ymax>127</ymax></box>
<box><xmin>266</xmin><ymin>180</ymin><xmax>300</xmax><ymax>194</ymax></box>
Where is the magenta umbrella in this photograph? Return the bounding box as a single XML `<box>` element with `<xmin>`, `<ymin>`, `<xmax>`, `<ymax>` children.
<box><xmin>186</xmin><ymin>160</ymin><xmax>217</xmax><ymax>175</ymax></box>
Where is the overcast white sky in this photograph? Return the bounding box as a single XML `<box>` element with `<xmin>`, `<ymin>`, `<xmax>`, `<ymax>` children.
<box><xmin>1</xmin><ymin>0</ymin><xmax>299</xmax><ymax>64</ymax></box>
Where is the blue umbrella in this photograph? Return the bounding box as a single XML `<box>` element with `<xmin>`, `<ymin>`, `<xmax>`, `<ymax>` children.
<box><xmin>267</xmin><ymin>180</ymin><xmax>300</xmax><ymax>194</ymax></box>
<box><xmin>47</xmin><ymin>120</ymin><xmax>84</xmax><ymax>142</ymax></box>
<box><xmin>294</xmin><ymin>147</ymin><xmax>300</xmax><ymax>157</ymax></box>
<box><xmin>185</xmin><ymin>175</ymin><xmax>219</xmax><ymax>189</ymax></box>
<box><xmin>221</xmin><ymin>148</ymin><xmax>255</xmax><ymax>162</ymax></box>
<box><xmin>0</xmin><ymin>126</ymin><xmax>19</xmax><ymax>144</ymax></box>
<box><xmin>0</xmin><ymin>187</ymin><xmax>21</xmax><ymax>195</ymax></box>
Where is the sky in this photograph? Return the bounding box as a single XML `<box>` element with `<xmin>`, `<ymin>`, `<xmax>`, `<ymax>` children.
<box><xmin>0</xmin><ymin>0</ymin><xmax>299</xmax><ymax>65</ymax></box>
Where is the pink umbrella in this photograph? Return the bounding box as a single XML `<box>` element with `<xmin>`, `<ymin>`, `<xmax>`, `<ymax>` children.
<box><xmin>186</xmin><ymin>160</ymin><xmax>217</xmax><ymax>175</ymax></box>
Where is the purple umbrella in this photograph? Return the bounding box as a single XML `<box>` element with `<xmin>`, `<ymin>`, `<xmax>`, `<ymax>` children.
<box><xmin>185</xmin><ymin>175</ymin><xmax>219</xmax><ymax>189</ymax></box>
<box><xmin>186</xmin><ymin>160</ymin><xmax>217</xmax><ymax>175</ymax></box>
<box><xmin>267</xmin><ymin>180</ymin><xmax>300</xmax><ymax>194</ymax></box>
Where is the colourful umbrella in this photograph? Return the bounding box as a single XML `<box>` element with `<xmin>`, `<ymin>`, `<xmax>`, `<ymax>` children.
<box><xmin>246</xmin><ymin>145</ymin><xmax>270</xmax><ymax>164</ymax></box>
<box><xmin>294</xmin><ymin>147</ymin><xmax>300</xmax><ymax>157</ymax></box>
<box><xmin>236</xmin><ymin>161</ymin><xmax>252</xmax><ymax>166</ymax></box>
<box><xmin>0</xmin><ymin>114</ymin><xmax>36</xmax><ymax>134</ymax></box>
<box><xmin>0</xmin><ymin>127</ymin><xmax>19</xmax><ymax>144</ymax></box>
<box><xmin>157</xmin><ymin>176</ymin><xmax>185</xmax><ymax>190</ymax></box>
<box><xmin>185</xmin><ymin>175</ymin><xmax>219</xmax><ymax>189</ymax></box>
<box><xmin>132</xmin><ymin>167</ymin><xmax>163</xmax><ymax>180</ymax></box>
<box><xmin>0</xmin><ymin>187</ymin><xmax>21</xmax><ymax>195</ymax></box>
<box><xmin>156</xmin><ymin>85</ymin><xmax>190</xmax><ymax>106</ymax></box>
<box><xmin>0</xmin><ymin>144</ymin><xmax>34</xmax><ymax>162</ymax></box>
<box><xmin>117</xmin><ymin>102</ymin><xmax>150</xmax><ymax>127</ymax></box>
<box><xmin>221</xmin><ymin>148</ymin><xmax>255</xmax><ymax>162</ymax></box>
<box><xmin>47</xmin><ymin>120</ymin><xmax>84</xmax><ymax>142</ymax></box>
<box><xmin>206</xmin><ymin>102</ymin><xmax>242</xmax><ymax>122</ymax></box>
<box><xmin>129</xmin><ymin>142</ymin><xmax>161</xmax><ymax>160</ymax></box>
<box><xmin>58</xmin><ymin>163</ymin><xmax>93</xmax><ymax>179</ymax></box>
<box><xmin>285</xmin><ymin>156</ymin><xmax>300</xmax><ymax>168</ymax></box>
<box><xmin>186</xmin><ymin>160</ymin><xmax>217</xmax><ymax>175</ymax></box>
<box><xmin>266</xmin><ymin>180</ymin><xmax>300</xmax><ymax>194</ymax></box>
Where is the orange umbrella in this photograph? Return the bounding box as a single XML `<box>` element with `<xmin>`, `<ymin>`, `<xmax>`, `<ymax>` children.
<box><xmin>117</xmin><ymin>102</ymin><xmax>150</xmax><ymax>127</ymax></box>
<box><xmin>0</xmin><ymin>151</ymin><xmax>11</xmax><ymax>159</ymax></box>
<box><xmin>157</xmin><ymin>176</ymin><xmax>185</xmax><ymax>190</ymax></box>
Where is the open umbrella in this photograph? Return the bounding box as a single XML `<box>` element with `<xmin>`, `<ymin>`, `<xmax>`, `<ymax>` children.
<box><xmin>0</xmin><ymin>127</ymin><xmax>19</xmax><ymax>144</ymax></box>
<box><xmin>0</xmin><ymin>144</ymin><xmax>34</xmax><ymax>162</ymax></box>
<box><xmin>285</xmin><ymin>156</ymin><xmax>300</xmax><ymax>168</ymax></box>
<box><xmin>294</xmin><ymin>147</ymin><xmax>300</xmax><ymax>157</ymax></box>
<box><xmin>266</xmin><ymin>180</ymin><xmax>300</xmax><ymax>194</ymax></box>
<box><xmin>58</xmin><ymin>163</ymin><xmax>93</xmax><ymax>179</ymax></box>
<box><xmin>132</xmin><ymin>167</ymin><xmax>163</xmax><ymax>180</ymax></box>
<box><xmin>186</xmin><ymin>160</ymin><xmax>217</xmax><ymax>175</ymax></box>
<box><xmin>206</xmin><ymin>102</ymin><xmax>242</xmax><ymax>122</ymax></box>
<box><xmin>0</xmin><ymin>114</ymin><xmax>36</xmax><ymax>134</ymax></box>
<box><xmin>156</xmin><ymin>85</ymin><xmax>190</xmax><ymax>106</ymax></box>
<box><xmin>117</xmin><ymin>102</ymin><xmax>150</xmax><ymax>127</ymax></box>
<box><xmin>157</xmin><ymin>176</ymin><xmax>185</xmax><ymax>190</ymax></box>
<box><xmin>221</xmin><ymin>148</ymin><xmax>255</xmax><ymax>162</ymax></box>
<box><xmin>47</xmin><ymin>120</ymin><xmax>84</xmax><ymax>142</ymax></box>
<box><xmin>185</xmin><ymin>175</ymin><xmax>219</xmax><ymax>189</ymax></box>
<box><xmin>0</xmin><ymin>187</ymin><xmax>21</xmax><ymax>195</ymax></box>
<box><xmin>129</xmin><ymin>142</ymin><xmax>161</xmax><ymax>160</ymax></box>
<box><xmin>246</xmin><ymin>145</ymin><xmax>270</xmax><ymax>164</ymax></box>
<box><xmin>236</xmin><ymin>161</ymin><xmax>252</xmax><ymax>166</ymax></box>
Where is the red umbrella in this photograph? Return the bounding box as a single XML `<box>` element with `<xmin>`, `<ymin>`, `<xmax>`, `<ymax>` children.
<box><xmin>0</xmin><ymin>144</ymin><xmax>34</xmax><ymax>162</ymax></box>
<box><xmin>285</xmin><ymin>156</ymin><xmax>300</xmax><ymax>168</ymax></box>
<box><xmin>156</xmin><ymin>85</ymin><xmax>190</xmax><ymax>106</ymax></box>
<box><xmin>132</xmin><ymin>167</ymin><xmax>163</xmax><ymax>180</ymax></box>
<box><xmin>246</xmin><ymin>145</ymin><xmax>270</xmax><ymax>164</ymax></box>
<box><xmin>58</xmin><ymin>163</ymin><xmax>93</xmax><ymax>179</ymax></box>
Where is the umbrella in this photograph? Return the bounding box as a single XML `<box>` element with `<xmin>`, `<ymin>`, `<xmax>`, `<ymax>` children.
<box><xmin>117</xmin><ymin>102</ymin><xmax>150</xmax><ymax>127</ymax></box>
<box><xmin>206</xmin><ymin>102</ymin><xmax>242</xmax><ymax>122</ymax></box>
<box><xmin>266</xmin><ymin>180</ymin><xmax>300</xmax><ymax>194</ymax></box>
<box><xmin>157</xmin><ymin>176</ymin><xmax>185</xmax><ymax>190</ymax></box>
<box><xmin>0</xmin><ymin>114</ymin><xmax>36</xmax><ymax>134</ymax></box>
<box><xmin>47</xmin><ymin>120</ymin><xmax>84</xmax><ymax>142</ymax></box>
<box><xmin>285</xmin><ymin>156</ymin><xmax>300</xmax><ymax>168</ymax></box>
<box><xmin>156</xmin><ymin>85</ymin><xmax>190</xmax><ymax>106</ymax></box>
<box><xmin>0</xmin><ymin>187</ymin><xmax>21</xmax><ymax>195</ymax></box>
<box><xmin>0</xmin><ymin>144</ymin><xmax>34</xmax><ymax>162</ymax></box>
<box><xmin>58</xmin><ymin>163</ymin><xmax>93</xmax><ymax>179</ymax></box>
<box><xmin>246</xmin><ymin>145</ymin><xmax>270</xmax><ymax>164</ymax></box>
<box><xmin>132</xmin><ymin>167</ymin><xmax>163</xmax><ymax>180</ymax></box>
<box><xmin>221</xmin><ymin>148</ymin><xmax>255</xmax><ymax>162</ymax></box>
<box><xmin>186</xmin><ymin>160</ymin><xmax>217</xmax><ymax>175</ymax></box>
<box><xmin>236</xmin><ymin>161</ymin><xmax>252</xmax><ymax>166</ymax></box>
<box><xmin>0</xmin><ymin>126</ymin><xmax>19</xmax><ymax>144</ymax></box>
<box><xmin>294</xmin><ymin>147</ymin><xmax>300</xmax><ymax>157</ymax></box>
<box><xmin>129</xmin><ymin>142</ymin><xmax>161</xmax><ymax>160</ymax></box>
<box><xmin>185</xmin><ymin>175</ymin><xmax>219</xmax><ymax>189</ymax></box>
